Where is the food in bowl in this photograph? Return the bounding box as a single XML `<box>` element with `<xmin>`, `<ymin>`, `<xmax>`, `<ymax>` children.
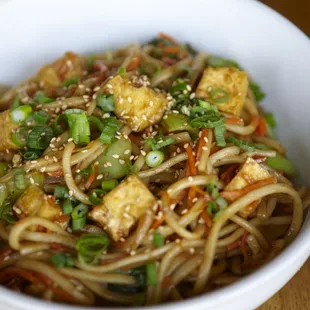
<box><xmin>0</xmin><ymin>33</ymin><xmax>309</xmax><ymax>306</ymax></box>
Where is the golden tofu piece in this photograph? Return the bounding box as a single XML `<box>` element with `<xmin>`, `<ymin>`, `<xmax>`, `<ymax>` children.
<box><xmin>89</xmin><ymin>175</ymin><xmax>156</xmax><ymax>241</ymax></box>
<box><xmin>104</xmin><ymin>75</ymin><xmax>168</xmax><ymax>131</ymax></box>
<box><xmin>225</xmin><ymin>158</ymin><xmax>271</xmax><ymax>217</ymax></box>
<box><xmin>196</xmin><ymin>67</ymin><xmax>249</xmax><ymax>116</ymax></box>
<box><xmin>37</xmin><ymin>52</ymin><xmax>86</xmax><ymax>88</ymax></box>
<box><xmin>0</xmin><ymin>110</ymin><xmax>19</xmax><ymax>152</ymax></box>
<box><xmin>14</xmin><ymin>185</ymin><xmax>62</xmax><ymax>220</ymax></box>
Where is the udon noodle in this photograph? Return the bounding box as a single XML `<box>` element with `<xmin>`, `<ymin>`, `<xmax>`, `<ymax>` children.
<box><xmin>0</xmin><ymin>33</ymin><xmax>308</xmax><ymax>306</ymax></box>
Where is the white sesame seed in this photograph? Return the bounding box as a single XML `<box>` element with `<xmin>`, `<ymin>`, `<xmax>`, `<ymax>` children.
<box><xmin>184</xmin><ymin>143</ymin><xmax>189</xmax><ymax>149</ymax></box>
<box><xmin>119</xmin><ymin>159</ymin><xmax>125</xmax><ymax>165</ymax></box>
<box><xmin>140</xmin><ymin>150</ymin><xmax>146</xmax><ymax>156</ymax></box>
<box><xmin>188</xmin><ymin>176</ymin><xmax>193</xmax><ymax>182</ymax></box>
<box><xmin>112</xmin><ymin>154</ymin><xmax>119</xmax><ymax>159</ymax></box>
<box><xmin>106</xmin><ymin>84</ymin><xmax>113</xmax><ymax>89</ymax></box>
<box><xmin>96</xmin><ymin>174</ymin><xmax>103</xmax><ymax>180</ymax></box>
<box><xmin>127</xmin><ymin>97</ymin><xmax>132</xmax><ymax>103</ymax></box>
<box><xmin>69</xmin><ymin>190</ymin><xmax>74</xmax><ymax>196</ymax></box>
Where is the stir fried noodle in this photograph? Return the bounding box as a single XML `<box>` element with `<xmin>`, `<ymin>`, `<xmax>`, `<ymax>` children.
<box><xmin>0</xmin><ymin>33</ymin><xmax>308</xmax><ymax>306</ymax></box>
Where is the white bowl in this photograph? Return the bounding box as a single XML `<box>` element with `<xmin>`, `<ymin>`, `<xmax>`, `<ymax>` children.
<box><xmin>0</xmin><ymin>0</ymin><xmax>309</xmax><ymax>309</ymax></box>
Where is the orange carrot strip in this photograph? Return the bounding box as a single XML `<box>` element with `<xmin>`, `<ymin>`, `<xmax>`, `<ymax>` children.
<box><xmin>201</xmin><ymin>210</ymin><xmax>213</xmax><ymax>229</ymax></box>
<box><xmin>210</xmin><ymin>145</ymin><xmax>222</xmax><ymax>155</ymax></box>
<box><xmin>221</xmin><ymin>177</ymin><xmax>277</xmax><ymax>201</ymax></box>
<box><xmin>185</xmin><ymin>145</ymin><xmax>197</xmax><ymax>176</ymax></box>
<box><xmin>162</xmin><ymin>46</ymin><xmax>181</xmax><ymax>54</ymax></box>
<box><xmin>196</xmin><ymin>128</ymin><xmax>207</xmax><ymax>162</ymax></box>
<box><xmin>151</xmin><ymin>217</ymin><xmax>165</xmax><ymax>230</ymax></box>
<box><xmin>126</xmin><ymin>56</ymin><xmax>141</xmax><ymax>71</ymax></box>
<box><xmin>220</xmin><ymin>164</ymin><xmax>238</xmax><ymax>185</ymax></box>
<box><xmin>225</xmin><ymin>117</ymin><xmax>244</xmax><ymax>125</ymax></box>
<box><xmin>162</xmin><ymin>276</ymin><xmax>173</xmax><ymax>288</ymax></box>
<box><xmin>227</xmin><ymin>239</ymin><xmax>241</xmax><ymax>252</ymax></box>
<box><xmin>256</xmin><ymin>117</ymin><xmax>267</xmax><ymax>136</ymax></box>
<box><xmin>85</xmin><ymin>163</ymin><xmax>99</xmax><ymax>190</ymax></box>
<box><xmin>187</xmin><ymin>187</ymin><xmax>196</xmax><ymax>209</ymax></box>
<box><xmin>158</xmin><ymin>32</ymin><xmax>178</xmax><ymax>44</ymax></box>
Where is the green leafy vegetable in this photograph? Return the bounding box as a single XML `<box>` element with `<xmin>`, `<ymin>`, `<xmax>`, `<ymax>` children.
<box><xmin>250</xmin><ymin>83</ymin><xmax>265</xmax><ymax>102</ymax></box>
<box><xmin>62</xmin><ymin>77</ymin><xmax>79</xmax><ymax>87</ymax></box>
<box><xmin>227</xmin><ymin>136</ymin><xmax>256</xmax><ymax>152</ymax></box>
<box><xmin>208</xmin><ymin>56</ymin><xmax>242</xmax><ymax>70</ymax></box>
<box><xmin>264</xmin><ymin>113</ymin><xmax>276</xmax><ymax>128</ymax></box>
<box><xmin>117</xmin><ymin>67</ymin><xmax>127</xmax><ymax>75</ymax></box>
<box><xmin>51</xmin><ymin>253</ymin><xmax>74</xmax><ymax>268</ymax></box>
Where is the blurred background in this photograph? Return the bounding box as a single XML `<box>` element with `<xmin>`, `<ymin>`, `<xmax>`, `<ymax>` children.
<box><xmin>258</xmin><ymin>1</ymin><xmax>310</xmax><ymax>309</ymax></box>
<box><xmin>261</xmin><ymin>0</ymin><xmax>310</xmax><ymax>36</ymax></box>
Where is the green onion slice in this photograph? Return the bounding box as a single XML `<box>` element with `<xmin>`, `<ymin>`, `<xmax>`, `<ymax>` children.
<box><xmin>10</xmin><ymin>105</ymin><xmax>33</xmax><ymax>123</ymax></box>
<box><xmin>88</xmin><ymin>115</ymin><xmax>104</xmax><ymax>132</ymax></box>
<box><xmin>99</xmin><ymin>117</ymin><xmax>121</xmax><ymax>144</ymax></box>
<box><xmin>96</xmin><ymin>94</ymin><xmax>115</xmax><ymax>112</ymax></box>
<box><xmin>63</xmin><ymin>199</ymin><xmax>73</xmax><ymax>215</ymax></box>
<box><xmin>72</xmin><ymin>203</ymin><xmax>88</xmax><ymax>220</ymax></box>
<box><xmin>23</xmin><ymin>150</ymin><xmax>40</xmax><ymax>160</ymax></box>
<box><xmin>101</xmin><ymin>179</ymin><xmax>118</xmax><ymax>191</ymax></box>
<box><xmin>153</xmin><ymin>231</ymin><xmax>164</xmax><ymax>247</ymax></box>
<box><xmin>72</xmin><ymin>217</ymin><xmax>86</xmax><ymax>231</ymax></box>
<box><xmin>207</xmin><ymin>201</ymin><xmax>218</xmax><ymax>216</ymax></box>
<box><xmin>34</xmin><ymin>91</ymin><xmax>54</xmax><ymax>104</ymax></box>
<box><xmin>33</xmin><ymin>111</ymin><xmax>50</xmax><ymax>124</ymax></box>
<box><xmin>89</xmin><ymin>189</ymin><xmax>105</xmax><ymax>205</ymax></box>
<box><xmin>62</xmin><ymin>77</ymin><xmax>79</xmax><ymax>87</ymax></box>
<box><xmin>210</xmin><ymin>88</ymin><xmax>230</xmax><ymax>104</ymax></box>
<box><xmin>146</xmin><ymin>262</ymin><xmax>157</xmax><ymax>286</ymax></box>
<box><xmin>53</xmin><ymin>114</ymin><xmax>68</xmax><ymax>135</ymax></box>
<box><xmin>51</xmin><ymin>252</ymin><xmax>74</xmax><ymax>268</ymax></box>
<box><xmin>27</xmin><ymin>126</ymin><xmax>54</xmax><ymax>150</ymax></box>
<box><xmin>65</xmin><ymin>109</ymin><xmax>90</xmax><ymax>145</ymax></box>
<box><xmin>146</xmin><ymin>151</ymin><xmax>164</xmax><ymax>168</ymax></box>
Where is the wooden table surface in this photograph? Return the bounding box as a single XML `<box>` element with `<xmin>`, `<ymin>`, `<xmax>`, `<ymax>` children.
<box><xmin>258</xmin><ymin>1</ymin><xmax>310</xmax><ymax>309</ymax></box>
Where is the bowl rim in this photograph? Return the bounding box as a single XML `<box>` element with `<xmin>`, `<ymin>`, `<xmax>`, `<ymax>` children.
<box><xmin>0</xmin><ymin>0</ymin><xmax>310</xmax><ymax>309</ymax></box>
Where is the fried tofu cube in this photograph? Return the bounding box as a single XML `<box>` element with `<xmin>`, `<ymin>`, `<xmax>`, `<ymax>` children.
<box><xmin>104</xmin><ymin>75</ymin><xmax>168</xmax><ymax>131</ymax></box>
<box><xmin>0</xmin><ymin>110</ymin><xmax>19</xmax><ymax>152</ymax></box>
<box><xmin>37</xmin><ymin>52</ymin><xmax>86</xmax><ymax>88</ymax></box>
<box><xmin>225</xmin><ymin>158</ymin><xmax>271</xmax><ymax>217</ymax></box>
<box><xmin>196</xmin><ymin>67</ymin><xmax>249</xmax><ymax>116</ymax></box>
<box><xmin>14</xmin><ymin>185</ymin><xmax>62</xmax><ymax>220</ymax></box>
<box><xmin>89</xmin><ymin>175</ymin><xmax>156</xmax><ymax>241</ymax></box>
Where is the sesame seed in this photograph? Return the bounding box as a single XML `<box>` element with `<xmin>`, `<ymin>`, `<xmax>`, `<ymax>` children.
<box><xmin>184</xmin><ymin>143</ymin><xmax>189</xmax><ymax>149</ymax></box>
<box><xmin>29</xmin><ymin>177</ymin><xmax>35</xmax><ymax>184</ymax></box>
<box><xmin>140</xmin><ymin>150</ymin><xmax>146</xmax><ymax>156</ymax></box>
<box><xmin>170</xmin><ymin>204</ymin><xmax>176</xmax><ymax>210</ymax></box>
<box><xmin>130</xmin><ymin>250</ymin><xmax>136</xmax><ymax>256</ymax></box>
<box><xmin>96</xmin><ymin>174</ymin><xmax>103</xmax><ymax>180</ymax></box>
<box><xmin>175</xmin><ymin>239</ymin><xmax>181</xmax><ymax>244</ymax></box>
<box><xmin>112</xmin><ymin>154</ymin><xmax>119</xmax><ymax>159</ymax></box>
<box><xmin>94</xmin><ymin>86</ymin><xmax>100</xmax><ymax>91</ymax></box>
<box><xmin>76</xmin><ymin>169</ymin><xmax>81</xmax><ymax>173</ymax></box>
<box><xmin>186</xmin><ymin>85</ymin><xmax>192</xmax><ymax>91</ymax></box>
<box><xmin>119</xmin><ymin>159</ymin><xmax>125</xmax><ymax>165</ymax></box>
<box><xmin>188</xmin><ymin>176</ymin><xmax>193</xmax><ymax>182</ymax></box>
<box><xmin>202</xmin><ymin>146</ymin><xmax>208</xmax><ymax>151</ymax></box>
<box><xmin>30</xmin><ymin>160</ymin><xmax>38</xmax><ymax>164</ymax></box>
<box><xmin>129</xmin><ymin>155</ymin><xmax>134</xmax><ymax>160</ymax></box>
<box><xmin>142</xmin><ymin>115</ymin><xmax>147</xmax><ymax>121</ymax></box>
<box><xmin>69</xmin><ymin>190</ymin><xmax>74</xmax><ymax>196</ymax></box>
<box><xmin>123</xmin><ymin>212</ymin><xmax>130</xmax><ymax>218</ymax></box>
<box><xmin>181</xmin><ymin>208</ymin><xmax>188</xmax><ymax>214</ymax></box>
<box><xmin>68</xmin><ymin>138</ymin><xmax>73</xmax><ymax>142</ymax></box>
<box><xmin>127</xmin><ymin>97</ymin><xmax>132</xmax><ymax>103</ymax></box>
<box><xmin>124</xmin><ymin>149</ymin><xmax>130</xmax><ymax>155</ymax></box>
<box><xmin>149</xmin><ymin>101</ymin><xmax>154</xmax><ymax>107</ymax></box>
<box><xmin>82</xmin><ymin>149</ymin><xmax>88</xmax><ymax>153</ymax></box>
<box><xmin>120</xmin><ymin>237</ymin><xmax>126</xmax><ymax>242</ymax></box>
<box><xmin>40</xmin><ymin>167</ymin><xmax>46</xmax><ymax>173</ymax></box>
<box><xmin>189</xmin><ymin>248</ymin><xmax>195</xmax><ymax>254</ymax></box>
<box><xmin>53</xmin><ymin>156</ymin><xmax>58</xmax><ymax>162</ymax></box>
<box><xmin>106</xmin><ymin>84</ymin><xmax>113</xmax><ymax>89</ymax></box>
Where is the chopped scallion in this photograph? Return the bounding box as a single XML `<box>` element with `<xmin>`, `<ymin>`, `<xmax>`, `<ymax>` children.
<box><xmin>146</xmin><ymin>262</ymin><xmax>157</xmax><ymax>286</ymax></box>
<box><xmin>33</xmin><ymin>91</ymin><xmax>54</xmax><ymax>104</ymax></box>
<box><xmin>89</xmin><ymin>189</ymin><xmax>105</xmax><ymax>205</ymax></box>
<box><xmin>33</xmin><ymin>111</ymin><xmax>50</xmax><ymax>124</ymax></box>
<box><xmin>23</xmin><ymin>150</ymin><xmax>40</xmax><ymax>160</ymax></box>
<box><xmin>101</xmin><ymin>179</ymin><xmax>118</xmax><ymax>191</ymax></box>
<box><xmin>51</xmin><ymin>252</ymin><xmax>74</xmax><ymax>268</ymax></box>
<box><xmin>27</xmin><ymin>126</ymin><xmax>54</xmax><ymax>150</ymax></box>
<box><xmin>153</xmin><ymin>231</ymin><xmax>164</xmax><ymax>247</ymax></box>
<box><xmin>146</xmin><ymin>151</ymin><xmax>164</xmax><ymax>168</ymax></box>
<box><xmin>99</xmin><ymin>117</ymin><xmax>121</xmax><ymax>144</ymax></box>
<box><xmin>10</xmin><ymin>105</ymin><xmax>33</xmax><ymax>123</ymax></box>
<box><xmin>207</xmin><ymin>201</ymin><xmax>218</xmax><ymax>216</ymax></box>
<box><xmin>62</xmin><ymin>77</ymin><xmax>79</xmax><ymax>87</ymax></box>
<box><xmin>72</xmin><ymin>217</ymin><xmax>86</xmax><ymax>231</ymax></box>
<box><xmin>63</xmin><ymin>199</ymin><xmax>73</xmax><ymax>215</ymax></box>
<box><xmin>96</xmin><ymin>94</ymin><xmax>115</xmax><ymax>112</ymax></box>
<box><xmin>72</xmin><ymin>203</ymin><xmax>88</xmax><ymax>220</ymax></box>
<box><xmin>210</xmin><ymin>88</ymin><xmax>230</xmax><ymax>104</ymax></box>
<box><xmin>250</xmin><ymin>83</ymin><xmax>265</xmax><ymax>102</ymax></box>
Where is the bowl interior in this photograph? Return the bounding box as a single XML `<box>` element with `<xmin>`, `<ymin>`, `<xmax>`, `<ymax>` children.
<box><xmin>0</xmin><ymin>0</ymin><xmax>309</xmax><ymax>309</ymax></box>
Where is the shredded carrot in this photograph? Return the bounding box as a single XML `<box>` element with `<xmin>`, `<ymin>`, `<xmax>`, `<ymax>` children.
<box><xmin>54</xmin><ymin>214</ymin><xmax>70</xmax><ymax>224</ymax></box>
<box><xmin>171</xmin><ymin>190</ymin><xmax>187</xmax><ymax>205</ymax></box>
<box><xmin>240</xmin><ymin>231</ymin><xmax>249</xmax><ymax>266</ymax></box>
<box><xmin>225</xmin><ymin>117</ymin><xmax>244</xmax><ymax>125</ymax></box>
<box><xmin>126</xmin><ymin>56</ymin><xmax>141</xmax><ymax>71</ymax></box>
<box><xmin>151</xmin><ymin>217</ymin><xmax>165</xmax><ymax>230</ymax></box>
<box><xmin>210</xmin><ymin>145</ymin><xmax>222</xmax><ymax>155</ymax></box>
<box><xmin>158</xmin><ymin>32</ymin><xmax>178</xmax><ymax>44</ymax></box>
<box><xmin>191</xmin><ymin>186</ymin><xmax>208</xmax><ymax>197</ymax></box>
<box><xmin>85</xmin><ymin>163</ymin><xmax>99</xmax><ymax>190</ymax></box>
<box><xmin>227</xmin><ymin>239</ymin><xmax>241</xmax><ymax>252</ymax></box>
<box><xmin>196</xmin><ymin>128</ymin><xmax>207</xmax><ymax>162</ymax></box>
<box><xmin>187</xmin><ymin>187</ymin><xmax>196</xmax><ymax>209</ymax></box>
<box><xmin>162</xmin><ymin>46</ymin><xmax>181</xmax><ymax>54</ymax></box>
<box><xmin>47</xmin><ymin>169</ymin><xmax>63</xmax><ymax>177</ymax></box>
<box><xmin>162</xmin><ymin>57</ymin><xmax>178</xmax><ymax>65</ymax></box>
<box><xmin>256</xmin><ymin>117</ymin><xmax>267</xmax><ymax>136</ymax></box>
<box><xmin>220</xmin><ymin>176</ymin><xmax>277</xmax><ymax>201</ymax></box>
<box><xmin>162</xmin><ymin>276</ymin><xmax>173</xmax><ymax>288</ymax></box>
<box><xmin>252</xmin><ymin>115</ymin><xmax>260</xmax><ymax>129</ymax></box>
<box><xmin>185</xmin><ymin>145</ymin><xmax>197</xmax><ymax>176</ymax></box>
<box><xmin>201</xmin><ymin>210</ymin><xmax>213</xmax><ymax>229</ymax></box>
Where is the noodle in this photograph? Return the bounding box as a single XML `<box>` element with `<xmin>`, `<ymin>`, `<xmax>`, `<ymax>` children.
<box><xmin>0</xmin><ymin>34</ymin><xmax>308</xmax><ymax>307</ymax></box>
